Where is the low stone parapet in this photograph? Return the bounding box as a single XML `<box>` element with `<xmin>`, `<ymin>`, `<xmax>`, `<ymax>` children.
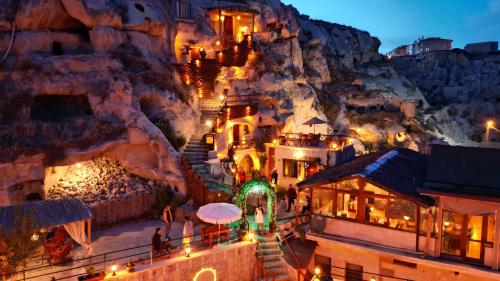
<box><xmin>107</xmin><ymin>241</ymin><xmax>257</xmax><ymax>281</ymax></box>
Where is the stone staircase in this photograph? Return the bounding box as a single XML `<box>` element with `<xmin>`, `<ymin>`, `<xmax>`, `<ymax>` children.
<box><xmin>181</xmin><ymin>98</ymin><xmax>232</xmax><ymax>203</ymax></box>
<box><xmin>256</xmin><ymin>235</ymin><xmax>289</xmax><ymax>281</ymax></box>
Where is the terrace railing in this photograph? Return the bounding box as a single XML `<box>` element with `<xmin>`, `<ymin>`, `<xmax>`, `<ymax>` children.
<box><xmin>11</xmin><ymin>229</ymin><xmax>239</xmax><ymax>281</ymax></box>
<box><xmin>278</xmin><ymin>133</ymin><xmax>349</xmax><ymax>148</ymax></box>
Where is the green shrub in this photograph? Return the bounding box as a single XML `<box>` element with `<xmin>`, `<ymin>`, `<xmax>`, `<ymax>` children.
<box><xmin>153</xmin><ymin>120</ymin><xmax>186</xmax><ymax>151</ymax></box>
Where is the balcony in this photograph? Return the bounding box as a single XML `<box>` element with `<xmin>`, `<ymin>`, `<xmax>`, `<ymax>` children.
<box><xmin>278</xmin><ymin>133</ymin><xmax>349</xmax><ymax>149</ymax></box>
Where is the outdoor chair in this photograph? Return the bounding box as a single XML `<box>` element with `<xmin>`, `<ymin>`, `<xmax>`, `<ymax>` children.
<box><xmin>48</xmin><ymin>241</ymin><xmax>73</xmax><ymax>265</ymax></box>
<box><xmin>44</xmin><ymin>227</ymin><xmax>69</xmax><ymax>253</ymax></box>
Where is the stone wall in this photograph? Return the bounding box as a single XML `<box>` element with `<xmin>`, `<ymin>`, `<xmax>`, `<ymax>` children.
<box><xmin>109</xmin><ymin>242</ymin><xmax>257</xmax><ymax>281</ymax></box>
<box><xmin>308</xmin><ymin>233</ymin><xmax>500</xmax><ymax>281</ymax></box>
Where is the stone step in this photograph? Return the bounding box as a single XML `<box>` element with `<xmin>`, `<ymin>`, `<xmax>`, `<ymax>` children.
<box><xmin>258</xmin><ymin>273</ymin><xmax>289</xmax><ymax>281</ymax></box>
<box><xmin>257</xmin><ymin>235</ymin><xmax>278</xmax><ymax>243</ymax></box>
<box><xmin>184</xmin><ymin>154</ymin><xmax>207</xmax><ymax>160</ymax></box>
<box><xmin>263</xmin><ymin>266</ymin><xmax>287</xmax><ymax>275</ymax></box>
<box><xmin>257</xmin><ymin>248</ymin><xmax>282</xmax><ymax>256</ymax></box>
<box><xmin>258</xmin><ymin>253</ymin><xmax>283</xmax><ymax>262</ymax></box>
<box><xmin>262</xmin><ymin>259</ymin><xmax>285</xmax><ymax>269</ymax></box>
<box><xmin>184</xmin><ymin>147</ymin><xmax>208</xmax><ymax>152</ymax></box>
<box><xmin>259</xmin><ymin>241</ymin><xmax>280</xmax><ymax>249</ymax></box>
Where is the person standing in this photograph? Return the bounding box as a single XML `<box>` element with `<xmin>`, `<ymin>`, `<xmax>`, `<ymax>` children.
<box><xmin>271</xmin><ymin>169</ymin><xmax>278</xmax><ymax>185</ymax></box>
<box><xmin>286</xmin><ymin>184</ymin><xmax>297</xmax><ymax>212</ymax></box>
<box><xmin>162</xmin><ymin>206</ymin><xmax>173</xmax><ymax>239</ymax></box>
<box><xmin>182</xmin><ymin>215</ymin><xmax>194</xmax><ymax>247</ymax></box>
<box><xmin>302</xmin><ymin>195</ymin><xmax>311</xmax><ymax>214</ymax></box>
<box><xmin>255</xmin><ymin>205</ymin><xmax>265</xmax><ymax>234</ymax></box>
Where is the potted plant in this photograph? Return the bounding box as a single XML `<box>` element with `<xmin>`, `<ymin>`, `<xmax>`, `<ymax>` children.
<box><xmin>126</xmin><ymin>260</ymin><xmax>135</xmax><ymax>273</ymax></box>
<box><xmin>77</xmin><ymin>265</ymin><xmax>105</xmax><ymax>281</ymax></box>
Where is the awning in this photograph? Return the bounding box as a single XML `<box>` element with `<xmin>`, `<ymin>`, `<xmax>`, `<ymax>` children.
<box><xmin>0</xmin><ymin>198</ymin><xmax>92</xmax><ymax>233</ymax></box>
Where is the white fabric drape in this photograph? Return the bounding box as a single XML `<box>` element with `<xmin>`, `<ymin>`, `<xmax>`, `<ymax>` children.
<box><xmin>64</xmin><ymin>220</ymin><xmax>92</xmax><ymax>255</ymax></box>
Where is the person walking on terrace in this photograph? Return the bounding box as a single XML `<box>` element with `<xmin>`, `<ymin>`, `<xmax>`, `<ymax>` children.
<box><xmin>162</xmin><ymin>205</ymin><xmax>173</xmax><ymax>239</ymax></box>
<box><xmin>255</xmin><ymin>205</ymin><xmax>265</xmax><ymax>234</ymax></box>
<box><xmin>182</xmin><ymin>215</ymin><xmax>194</xmax><ymax>247</ymax></box>
<box><xmin>286</xmin><ymin>184</ymin><xmax>297</xmax><ymax>212</ymax></box>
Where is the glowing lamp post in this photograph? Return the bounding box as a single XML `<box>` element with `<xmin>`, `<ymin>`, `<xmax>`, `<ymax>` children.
<box><xmin>111</xmin><ymin>263</ymin><xmax>118</xmax><ymax>276</ymax></box>
<box><xmin>185</xmin><ymin>246</ymin><xmax>192</xmax><ymax>257</ymax></box>
<box><xmin>486</xmin><ymin>119</ymin><xmax>494</xmax><ymax>143</ymax></box>
<box><xmin>311</xmin><ymin>267</ymin><xmax>321</xmax><ymax>281</ymax></box>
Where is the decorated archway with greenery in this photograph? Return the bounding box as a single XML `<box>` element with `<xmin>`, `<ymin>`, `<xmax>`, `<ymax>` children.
<box><xmin>235</xmin><ymin>178</ymin><xmax>276</xmax><ymax>231</ymax></box>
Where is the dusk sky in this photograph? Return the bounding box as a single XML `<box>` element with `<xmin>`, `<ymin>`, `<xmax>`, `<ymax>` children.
<box><xmin>282</xmin><ymin>0</ymin><xmax>500</xmax><ymax>53</ymax></box>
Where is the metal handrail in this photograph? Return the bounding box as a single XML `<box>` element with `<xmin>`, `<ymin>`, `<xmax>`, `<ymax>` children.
<box><xmin>12</xmin><ymin>229</ymin><xmax>239</xmax><ymax>281</ymax></box>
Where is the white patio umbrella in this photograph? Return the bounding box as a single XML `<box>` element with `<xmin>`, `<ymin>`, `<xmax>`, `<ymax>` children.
<box><xmin>197</xmin><ymin>203</ymin><xmax>242</xmax><ymax>245</ymax></box>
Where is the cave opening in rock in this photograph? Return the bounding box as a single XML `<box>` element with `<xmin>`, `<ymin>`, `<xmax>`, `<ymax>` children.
<box><xmin>44</xmin><ymin>158</ymin><xmax>167</xmax><ymax>204</ymax></box>
<box><xmin>139</xmin><ymin>96</ymin><xmax>161</xmax><ymax>122</ymax></box>
<box><xmin>30</xmin><ymin>95</ymin><xmax>93</xmax><ymax>122</ymax></box>
<box><xmin>25</xmin><ymin>192</ymin><xmax>43</xmax><ymax>202</ymax></box>
<box><xmin>134</xmin><ymin>3</ymin><xmax>145</xmax><ymax>12</ymax></box>
<box><xmin>52</xmin><ymin>41</ymin><xmax>63</xmax><ymax>55</ymax></box>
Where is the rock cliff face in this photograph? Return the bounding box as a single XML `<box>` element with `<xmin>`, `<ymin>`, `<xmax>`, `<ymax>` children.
<box><xmin>391</xmin><ymin>50</ymin><xmax>500</xmax><ymax>144</ymax></box>
<box><xmin>0</xmin><ymin>0</ymin><xmax>496</xmax><ymax>206</ymax></box>
<box><xmin>0</xmin><ymin>0</ymin><xmax>196</xmax><ymax>205</ymax></box>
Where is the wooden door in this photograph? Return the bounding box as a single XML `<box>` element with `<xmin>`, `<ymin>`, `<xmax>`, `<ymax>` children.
<box><xmin>267</xmin><ymin>147</ymin><xmax>275</xmax><ymax>176</ymax></box>
<box><xmin>224</xmin><ymin>16</ymin><xmax>233</xmax><ymax>36</ymax></box>
<box><xmin>345</xmin><ymin>263</ymin><xmax>363</xmax><ymax>281</ymax></box>
<box><xmin>232</xmin><ymin>124</ymin><xmax>240</xmax><ymax>145</ymax></box>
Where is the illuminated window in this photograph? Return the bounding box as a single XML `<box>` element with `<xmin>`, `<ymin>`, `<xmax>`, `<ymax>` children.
<box><xmin>336</xmin><ymin>193</ymin><xmax>357</xmax><ymax>219</ymax></box>
<box><xmin>313</xmin><ymin>188</ymin><xmax>335</xmax><ymax>217</ymax></box>
<box><xmin>419</xmin><ymin>207</ymin><xmax>437</xmax><ymax>236</ymax></box>
<box><xmin>388</xmin><ymin>199</ymin><xmax>416</xmax><ymax>231</ymax></box>
<box><xmin>283</xmin><ymin>159</ymin><xmax>298</xmax><ymax>178</ymax></box>
<box><xmin>365</xmin><ymin>197</ymin><xmax>388</xmax><ymax>225</ymax></box>
<box><xmin>336</xmin><ymin>179</ymin><xmax>359</xmax><ymax>191</ymax></box>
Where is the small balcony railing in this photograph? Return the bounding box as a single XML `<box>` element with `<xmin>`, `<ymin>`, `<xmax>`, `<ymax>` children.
<box><xmin>278</xmin><ymin>133</ymin><xmax>349</xmax><ymax>149</ymax></box>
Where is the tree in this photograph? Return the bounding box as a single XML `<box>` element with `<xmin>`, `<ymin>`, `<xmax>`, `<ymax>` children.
<box><xmin>0</xmin><ymin>209</ymin><xmax>45</xmax><ymax>279</ymax></box>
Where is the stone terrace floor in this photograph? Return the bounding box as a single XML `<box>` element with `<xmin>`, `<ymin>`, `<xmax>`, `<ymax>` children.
<box><xmin>18</xmin><ymin>220</ymin><xmax>205</xmax><ymax>281</ymax></box>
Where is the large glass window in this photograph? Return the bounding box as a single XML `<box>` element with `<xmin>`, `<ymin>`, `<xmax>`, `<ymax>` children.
<box><xmin>282</xmin><ymin>159</ymin><xmax>298</xmax><ymax>178</ymax></box>
<box><xmin>365</xmin><ymin>197</ymin><xmax>388</xmax><ymax>225</ymax></box>
<box><xmin>419</xmin><ymin>207</ymin><xmax>437</xmax><ymax>236</ymax></box>
<box><xmin>336</xmin><ymin>179</ymin><xmax>359</xmax><ymax>191</ymax></box>
<box><xmin>311</xmin><ymin>179</ymin><xmax>421</xmax><ymax>233</ymax></box>
<box><xmin>388</xmin><ymin>199</ymin><xmax>417</xmax><ymax>231</ymax></box>
<box><xmin>466</xmin><ymin>215</ymin><xmax>483</xmax><ymax>259</ymax></box>
<box><xmin>313</xmin><ymin>188</ymin><xmax>335</xmax><ymax>217</ymax></box>
<box><xmin>336</xmin><ymin>193</ymin><xmax>357</xmax><ymax>219</ymax></box>
<box><xmin>364</xmin><ymin>182</ymin><xmax>389</xmax><ymax>195</ymax></box>
<box><xmin>442</xmin><ymin>211</ymin><xmax>463</xmax><ymax>256</ymax></box>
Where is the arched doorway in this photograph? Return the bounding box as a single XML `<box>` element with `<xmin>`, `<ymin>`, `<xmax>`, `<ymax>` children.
<box><xmin>236</xmin><ymin>179</ymin><xmax>275</xmax><ymax>233</ymax></box>
<box><xmin>239</xmin><ymin>154</ymin><xmax>254</xmax><ymax>175</ymax></box>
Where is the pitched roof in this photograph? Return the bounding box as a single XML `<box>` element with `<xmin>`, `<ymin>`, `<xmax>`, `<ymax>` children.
<box><xmin>0</xmin><ymin>198</ymin><xmax>92</xmax><ymax>233</ymax></box>
<box><xmin>298</xmin><ymin>148</ymin><xmax>434</xmax><ymax>206</ymax></box>
<box><xmin>420</xmin><ymin>145</ymin><xmax>500</xmax><ymax>202</ymax></box>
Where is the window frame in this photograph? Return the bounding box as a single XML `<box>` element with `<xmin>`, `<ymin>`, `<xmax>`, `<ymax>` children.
<box><xmin>311</xmin><ymin>177</ymin><xmax>420</xmax><ymax>233</ymax></box>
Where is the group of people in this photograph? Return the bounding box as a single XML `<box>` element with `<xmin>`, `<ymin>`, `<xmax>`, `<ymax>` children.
<box><xmin>151</xmin><ymin>206</ymin><xmax>194</xmax><ymax>255</ymax></box>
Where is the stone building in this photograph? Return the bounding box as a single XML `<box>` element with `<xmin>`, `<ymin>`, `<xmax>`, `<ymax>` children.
<box><xmin>465</xmin><ymin>41</ymin><xmax>498</xmax><ymax>54</ymax></box>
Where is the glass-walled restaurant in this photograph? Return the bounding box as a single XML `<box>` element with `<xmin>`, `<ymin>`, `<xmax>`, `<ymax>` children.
<box><xmin>309</xmin><ymin>177</ymin><xmax>496</xmax><ymax>265</ymax></box>
<box><xmin>312</xmin><ymin>178</ymin><xmax>423</xmax><ymax>233</ymax></box>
